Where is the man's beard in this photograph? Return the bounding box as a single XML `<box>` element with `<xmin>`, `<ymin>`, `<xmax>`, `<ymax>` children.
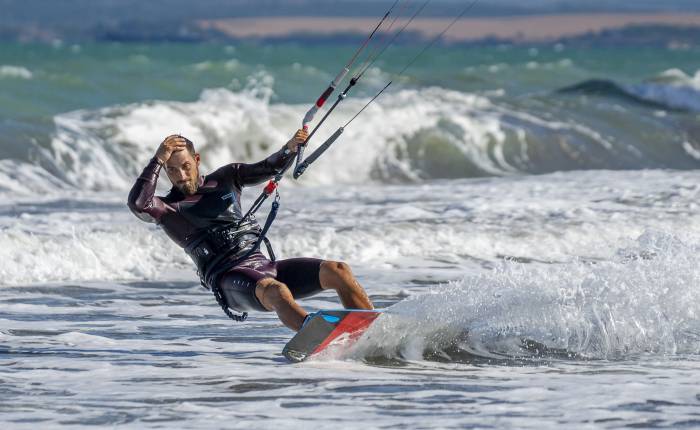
<box><xmin>177</xmin><ymin>171</ymin><xmax>199</xmax><ymax>195</ymax></box>
<box><xmin>179</xmin><ymin>180</ymin><xmax>198</xmax><ymax>195</ymax></box>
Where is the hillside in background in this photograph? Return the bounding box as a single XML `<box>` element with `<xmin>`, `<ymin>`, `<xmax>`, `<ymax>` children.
<box><xmin>1</xmin><ymin>0</ymin><xmax>700</xmax><ymax>43</ymax></box>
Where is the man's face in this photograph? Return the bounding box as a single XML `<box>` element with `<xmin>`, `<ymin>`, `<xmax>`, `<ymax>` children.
<box><xmin>165</xmin><ymin>150</ymin><xmax>200</xmax><ymax>195</ymax></box>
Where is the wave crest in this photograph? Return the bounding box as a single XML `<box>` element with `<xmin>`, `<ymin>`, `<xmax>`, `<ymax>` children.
<box><xmin>3</xmin><ymin>71</ymin><xmax>698</xmax><ymax>193</ymax></box>
<box><xmin>560</xmin><ymin>73</ymin><xmax>700</xmax><ymax>113</ymax></box>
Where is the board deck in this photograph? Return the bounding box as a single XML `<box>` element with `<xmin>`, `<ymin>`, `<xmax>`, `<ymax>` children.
<box><xmin>283</xmin><ymin>309</ymin><xmax>382</xmax><ymax>362</ymax></box>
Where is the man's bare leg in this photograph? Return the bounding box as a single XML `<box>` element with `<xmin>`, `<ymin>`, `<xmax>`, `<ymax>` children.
<box><xmin>255</xmin><ymin>278</ymin><xmax>307</xmax><ymax>331</ymax></box>
<box><xmin>319</xmin><ymin>261</ymin><xmax>373</xmax><ymax>310</ymax></box>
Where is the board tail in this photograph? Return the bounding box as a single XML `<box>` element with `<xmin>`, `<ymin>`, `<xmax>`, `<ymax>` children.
<box><xmin>283</xmin><ymin>309</ymin><xmax>381</xmax><ymax>363</ymax></box>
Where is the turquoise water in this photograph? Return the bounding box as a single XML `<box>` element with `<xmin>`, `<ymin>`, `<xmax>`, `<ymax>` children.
<box><xmin>2</xmin><ymin>41</ymin><xmax>698</xmax><ymax>113</ymax></box>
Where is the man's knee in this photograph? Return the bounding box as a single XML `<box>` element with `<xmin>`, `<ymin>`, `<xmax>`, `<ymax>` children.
<box><xmin>320</xmin><ymin>260</ymin><xmax>355</xmax><ymax>290</ymax></box>
<box><xmin>256</xmin><ymin>279</ymin><xmax>294</xmax><ymax>310</ymax></box>
<box><xmin>321</xmin><ymin>260</ymin><xmax>352</xmax><ymax>278</ymax></box>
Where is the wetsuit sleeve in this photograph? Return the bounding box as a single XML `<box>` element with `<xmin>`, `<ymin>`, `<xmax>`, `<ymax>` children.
<box><xmin>127</xmin><ymin>157</ymin><xmax>172</xmax><ymax>223</ymax></box>
<box><xmin>232</xmin><ymin>145</ymin><xmax>294</xmax><ymax>187</ymax></box>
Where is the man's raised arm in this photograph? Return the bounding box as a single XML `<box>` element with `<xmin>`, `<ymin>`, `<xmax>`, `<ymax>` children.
<box><xmin>127</xmin><ymin>135</ymin><xmax>184</xmax><ymax>223</ymax></box>
<box><xmin>234</xmin><ymin>129</ymin><xmax>308</xmax><ymax>187</ymax></box>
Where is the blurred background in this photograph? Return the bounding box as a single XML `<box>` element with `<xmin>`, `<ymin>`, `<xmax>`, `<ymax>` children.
<box><xmin>2</xmin><ymin>1</ymin><xmax>700</xmax><ymax>42</ymax></box>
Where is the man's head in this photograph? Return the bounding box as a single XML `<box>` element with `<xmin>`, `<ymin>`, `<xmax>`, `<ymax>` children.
<box><xmin>165</xmin><ymin>137</ymin><xmax>201</xmax><ymax>195</ymax></box>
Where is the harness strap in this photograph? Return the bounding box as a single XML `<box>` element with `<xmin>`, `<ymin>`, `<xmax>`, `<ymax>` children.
<box><xmin>208</xmin><ymin>191</ymin><xmax>281</xmax><ymax>323</ymax></box>
<box><xmin>212</xmin><ymin>282</ymin><xmax>248</xmax><ymax>322</ymax></box>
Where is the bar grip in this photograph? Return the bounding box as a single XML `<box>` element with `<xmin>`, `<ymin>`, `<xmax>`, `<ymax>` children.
<box><xmin>293</xmin><ymin>127</ymin><xmax>345</xmax><ymax>179</ymax></box>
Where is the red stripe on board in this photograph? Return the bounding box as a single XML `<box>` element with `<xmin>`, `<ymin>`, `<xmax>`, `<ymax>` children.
<box><xmin>311</xmin><ymin>312</ymin><xmax>380</xmax><ymax>356</ymax></box>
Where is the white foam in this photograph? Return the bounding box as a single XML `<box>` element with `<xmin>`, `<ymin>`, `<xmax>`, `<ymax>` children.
<box><xmin>0</xmin><ymin>195</ymin><xmax>194</xmax><ymax>285</ymax></box>
<box><xmin>0</xmin><ymin>159</ymin><xmax>71</xmax><ymax>196</ymax></box>
<box><xmin>625</xmin><ymin>82</ymin><xmax>700</xmax><ymax>112</ymax></box>
<box><xmin>0</xmin><ymin>65</ymin><xmax>33</xmax><ymax>79</ymax></box>
<box><xmin>350</xmin><ymin>230</ymin><xmax>700</xmax><ymax>360</ymax></box>
<box><xmin>1</xmin><ymin>169</ymin><xmax>698</xmax><ymax>291</ymax></box>
<box><xmin>34</xmin><ymin>84</ymin><xmax>512</xmax><ymax>192</ymax></box>
<box><xmin>683</xmin><ymin>141</ymin><xmax>700</xmax><ymax>160</ymax></box>
<box><xmin>43</xmin><ymin>85</ymin><xmax>299</xmax><ymax>191</ymax></box>
<box><xmin>631</xmin><ymin>68</ymin><xmax>700</xmax><ymax>112</ymax></box>
<box><xmin>655</xmin><ymin>68</ymin><xmax>700</xmax><ymax>90</ymax></box>
<box><xmin>55</xmin><ymin>331</ymin><xmax>117</xmax><ymax>346</ymax></box>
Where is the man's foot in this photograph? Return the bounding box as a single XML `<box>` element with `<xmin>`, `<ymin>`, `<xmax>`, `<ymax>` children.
<box><xmin>301</xmin><ymin>312</ymin><xmax>317</xmax><ymax>329</ymax></box>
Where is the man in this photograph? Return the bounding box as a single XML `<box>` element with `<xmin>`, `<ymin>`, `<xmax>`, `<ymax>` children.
<box><xmin>127</xmin><ymin>130</ymin><xmax>373</xmax><ymax>331</ymax></box>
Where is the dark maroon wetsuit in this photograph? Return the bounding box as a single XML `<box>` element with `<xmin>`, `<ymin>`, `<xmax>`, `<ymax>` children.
<box><xmin>127</xmin><ymin>145</ymin><xmax>323</xmax><ymax>313</ymax></box>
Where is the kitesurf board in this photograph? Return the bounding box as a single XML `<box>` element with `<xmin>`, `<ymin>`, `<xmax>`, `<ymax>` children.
<box><xmin>283</xmin><ymin>309</ymin><xmax>382</xmax><ymax>363</ymax></box>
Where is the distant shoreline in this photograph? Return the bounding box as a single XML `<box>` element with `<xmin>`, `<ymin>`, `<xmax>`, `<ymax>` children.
<box><xmin>3</xmin><ymin>12</ymin><xmax>700</xmax><ymax>44</ymax></box>
<box><xmin>198</xmin><ymin>13</ymin><xmax>700</xmax><ymax>42</ymax></box>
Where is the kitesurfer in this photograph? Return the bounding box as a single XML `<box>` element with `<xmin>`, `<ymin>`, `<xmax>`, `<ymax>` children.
<box><xmin>127</xmin><ymin>131</ymin><xmax>373</xmax><ymax>331</ymax></box>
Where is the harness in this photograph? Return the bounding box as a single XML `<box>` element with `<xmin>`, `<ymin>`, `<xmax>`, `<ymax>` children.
<box><xmin>184</xmin><ymin>190</ymin><xmax>281</xmax><ymax>322</ymax></box>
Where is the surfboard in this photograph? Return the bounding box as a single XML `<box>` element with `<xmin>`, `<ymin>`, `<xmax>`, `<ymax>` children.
<box><xmin>283</xmin><ymin>309</ymin><xmax>382</xmax><ymax>363</ymax></box>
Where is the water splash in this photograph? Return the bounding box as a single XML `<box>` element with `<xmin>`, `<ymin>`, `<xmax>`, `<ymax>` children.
<box><xmin>350</xmin><ymin>231</ymin><xmax>700</xmax><ymax>362</ymax></box>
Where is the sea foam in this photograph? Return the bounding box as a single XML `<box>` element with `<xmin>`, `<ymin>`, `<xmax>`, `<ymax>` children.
<box><xmin>350</xmin><ymin>231</ymin><xmax>700</xmax><ymax>361</ymax></box>
<box><xmin>0</xmin><ymin>65</ymin><xmax>33</xmax><ymax>79</ymax></box>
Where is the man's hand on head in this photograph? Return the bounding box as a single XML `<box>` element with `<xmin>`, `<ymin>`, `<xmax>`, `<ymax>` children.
<box><xmin>286</xmin><ymin>129</ymin><xmax>309</xmax><ymax>153</ymax></box>
<box><xmin>156</xmin><ymin>135</ymin><xmax>188</xmax><ymax>165</ymax></box>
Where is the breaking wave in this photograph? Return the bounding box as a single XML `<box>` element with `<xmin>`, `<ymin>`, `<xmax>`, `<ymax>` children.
<box><xmin>1</xmin><ymin>67</ymin><xmax>700</xmax><ymax>195</ymax></box>
<box><xmin>560</xmin><ymin>70</ymin><xmax>700</xmax><ymax>113</ymax></box>
<box><xmin>0</xmin><ymin>65</ymin><xmax>33</xmax><ymax>79</ymax></box>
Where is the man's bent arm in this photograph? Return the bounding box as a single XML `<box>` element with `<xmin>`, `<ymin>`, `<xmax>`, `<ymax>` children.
<box><xmin>234</xmin><ymin>145</ymin><xmax>295</xmax><ymax>187</ymax></box>
<box><xmin>127</xmin><ymin>157</ymin><xmax>171</xmax><ymax>223</ymax></box>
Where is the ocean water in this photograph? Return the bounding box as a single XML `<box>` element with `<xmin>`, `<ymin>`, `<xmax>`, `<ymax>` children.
<box><xmin>1</xmin><ymin>39</ymin><xmax>700</xmax><ymax>428</ymax></box>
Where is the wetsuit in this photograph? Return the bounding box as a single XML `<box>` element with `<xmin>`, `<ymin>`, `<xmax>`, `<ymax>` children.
<box><xmin>127</xmin><ymin>145</ymin><xmax>323</xmax><ymax>313</ymax></box>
